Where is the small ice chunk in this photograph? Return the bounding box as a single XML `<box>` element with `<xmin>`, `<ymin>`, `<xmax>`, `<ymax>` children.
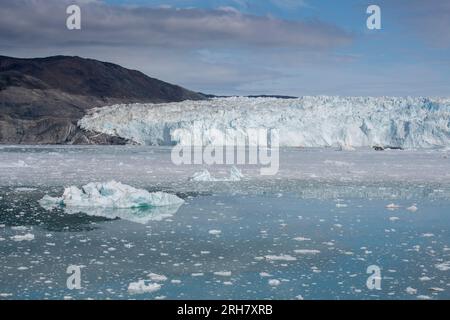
<box><xmin>10</xmin><ymin>233</ymin><xmax>34</xmax><ymax>241</ymax></box>
<box><xmin>389</xmin><ymin>217</ymin><xmax>400</xmax><ymax>222</ymax></box>
<box><xmin>294</xmin><ymin>249</ymin><xmax>320</xmax><ymax>255</ymax></box>
<box><xmin>148</xmin><ymin>273</ymin><xmax>168</xmax><ymax>282</ymax></box>
<box><xmin>11</xmin><ymin>226</ymin><xmax>28</xmax><ymax>231</ymax></box>
<box><xmin>386</xmin><ymin>203</ymin><xmax>401</xmax><ymax>209</ymax></box>
<box><xmin>213</xmin><ymin>271</ymin><xmax>232</xmax><ymax>277</ymax></box>
<box><xmin>406</xmin><ymin>287</ymin><xmax>417</xmax><ymax>295</ymax></box>
<box><xmin>435</xmin><ymin>261</ymin><xmax>450</xmax><ymax>271</ymax></box>
<box><xmin>293</xmin><ymin>237</ymin><xmax>311</xmax><ymax>242</ymax></box>
<box><xmin>189</xmin><ymin>166</ymin><xmax>244</xmax><ymax>182</ymax></box>
<box><xmin>421</xmin><ymin>233</ymin><xmax>434</xmax><ymax>238</ymax></box>
<box><xmin>417</xmin><ymin>295</ymin><xmax>432</xmax><ymax>300</ymax></box>
<box><xmin>208</xmin><ymin>229</ymin><xmax>222</xmax><ymax>235</ymax></box>
<box><xmin>406</xmin><ymin>205</ymin><xmax>418</xmax><ymax>212</ymax></box>
<box><xmin>268</xmin><ymin>279</ymin><xmax>281</xmax><ymax>287</ymax></box>
<box><xmin>259</xmin><ymin>272</ymin><xmax>272</xmax><ymax>277</ymax></box>
<box><xmin>128</xmin><ymin>280</ymin><xmax>161</xmax><ymax>295</ymax></box>
<box><xmin>265</xmin><ymin>254</ymin><xmax>297</xmax><ymax>261</ymax></box>
<box><xmin>189</xmin><ymin>169</ymin><xmax>213</xmax><ymax>182</ymax></box>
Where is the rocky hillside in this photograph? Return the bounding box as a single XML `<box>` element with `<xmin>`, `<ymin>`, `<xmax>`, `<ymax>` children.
<box><xmin>0</xmin><ymin>55</ymin><xmax>206</xmax><ymax>144</ymax></box>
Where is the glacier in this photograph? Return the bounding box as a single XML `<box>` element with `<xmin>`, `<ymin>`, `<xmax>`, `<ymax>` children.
<box><xmin>78</xmin><ymin>96</ymin><xmax>450</xmax><ymax>149</ymax></box>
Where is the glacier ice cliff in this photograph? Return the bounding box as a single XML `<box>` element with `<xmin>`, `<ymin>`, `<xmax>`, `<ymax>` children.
<box><xmin>78</xmin><ymin>96</ymin><xmax>450</xmax><ymax>149</ymax></box>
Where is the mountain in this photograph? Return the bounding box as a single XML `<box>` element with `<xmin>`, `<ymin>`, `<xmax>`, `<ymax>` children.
<box><xmin>0</xmin><ymin>55</ymin><xmax>206</xmax><ymax>144</ymax></box>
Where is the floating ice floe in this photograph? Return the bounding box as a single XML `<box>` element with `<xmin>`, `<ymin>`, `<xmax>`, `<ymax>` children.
<box><xmin>406</xmin><ymin>205</ymin><xmax>418</xmax><ymax>212</ymax></box>
<box><xmin>294</xmin><ymin>249</ymin><xmax>321</xmax><ymax>255</ymax></box>
<box><xmin>38</xmin><ymin>181</ymin><xmax>184</xmax><ymax>224</ymax></box>
<box><xmin>208</xmin><ymin>229</ymin><xmax>222</xmax><ymax>235</ymax></box>
<box><xmin>405</xmin><ymin>287</ymin><xmax>417</xmax><ymax>295</ymax></box>
<box><xmin>189</xmin><ymin>166</ymin><xmax>244</xmax><ymax>182</ymax></box>
<box><xmin>293</xmin><ymin>237</ymin><xmax>311</xmax><ymax>242</ymax></box>
<box><xmin>213</xmin><ymin>271</ymin><xmax>232</xmax><ymax>277</ymax></box>
<box><xmin>259</xmin><ymin>272</ymin><xmax>272</xmax><ymax>277</ymax></box>
<box><xmin>265</xmin><ymin>254</ymin><xmax>297</xmax><ymax>261</ymax></box>
<box><xmin>386</xmin><ymin>203</ymin><xmax>401</xmax><ymax>210</ymax></box>
<box><xmin>148</xmin><ymin>273</ymin><xmax>168</xmax><ymax>282</ymax></box>
<box><xmin>435</xmin><ymin>261</ymin><xmax>450</xmax><ymax>271</ymax></box>
<box><xmin>10</xmin><ymin>233</ymin><xmax>35</xmax><ymax>241</ymax></box>
<box><xmin>268</xmin><ymin>279</ymin><xmax>281</xmax><ymax>287</ymax></box>
<box><xmin>419</xmin><ymin>276</ymin><xmax>432</xmax><ymax>281</ymax></box>
<box><xmin>128</xmin><ymin>280</ymin><xmax>161</xmax><ymax>295</ymax></box>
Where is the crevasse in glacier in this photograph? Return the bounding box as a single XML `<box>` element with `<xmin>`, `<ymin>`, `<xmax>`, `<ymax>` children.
<box><xmin>78</xmin><ymin>96</ymin><xmax>450</xmax><ymax>148</ymax></box>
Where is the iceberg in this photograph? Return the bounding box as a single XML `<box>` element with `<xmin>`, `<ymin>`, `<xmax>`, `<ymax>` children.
<box><xmin>79</xmin><ymin>96</ymin><xmax>450</xmax><ymax>149</ymax></box>
<box><xmin>39</xmin><ymin>181</ymin><xmax>184</xmax><ymax>224</ymax></box>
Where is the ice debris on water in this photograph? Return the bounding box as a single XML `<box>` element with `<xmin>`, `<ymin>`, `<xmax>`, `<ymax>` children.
<box><xmin>39</xmin><ymin>180</ymin><xmax>184</xmax><ymax>209</ymax></box>
<box><xmin>435</xmin><ymin>261</ymin><xmax>450</xmax><ymax>271</ymax></box>
<box><xmin>10</xmin><ymin>233</ymin><xmax>35</xmax><ymax>241</ymax></box>
<box><xmin>405</xmin><ymin>287</ymin><xmax>417</xmax><ymax>295</ymax></box>
<box><xmin>128</xmin><ymin>280</ymin><xmax>161</xmax><ymax>295</ymax></box>
<box><xmin>148</xmin><ymin>273</ymin><xmax>167</xmax><ymax>282</ymax></box>
<box><xmin>265</xmin><ymin>254</ymin><xmax>297</xmax><ymax>261</ymax></box>
<box><xmin>268</xmin><ymin>279</ymin><xmax>281</xmax><ymax>287</ymax></box>
<box><xmin>386</xmin><ymin>203</ymin><xmax>401</xmax><ymax>210</ymax></box>
<box><xmin>189</xmin><ymin>166</ymin><xmax>244</xmax><ymax>182</ymax></box>
<box><xmin>294</xmin><ymin>249</ymin><xmax>320</xmax><ymax>255</ymax></box>
<box><xmin>213</xmin><ymin>271</ymin><xmax>232</xmax><ymax>277</ymax></box>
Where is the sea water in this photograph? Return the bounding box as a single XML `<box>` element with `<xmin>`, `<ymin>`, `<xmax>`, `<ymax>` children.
<box><xmin>0</xmin><ymin>146</ymin><xmax>449</xmax><ymax>300</ymax></box>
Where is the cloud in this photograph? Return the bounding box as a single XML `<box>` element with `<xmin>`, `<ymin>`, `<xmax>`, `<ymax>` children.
<box><xmin>270</xmin><ymin>0</ymin><xmax>309</xmax><ymax>9</ymax></box>
<box><xmin>0</xmin><ymin>0</ymin><xmax>352</xmax><ymax>49</ymax></box>
<box><xmin>381</xmin><ymin>0</ymin><xmax>450</xmax><ymax>48</ymax></box>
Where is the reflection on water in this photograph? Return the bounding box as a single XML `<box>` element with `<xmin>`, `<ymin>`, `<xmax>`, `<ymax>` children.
<box><xmin>59</xmin><ymin>204</ymin><xmax>184</xmax><ymax>225</ymax></box>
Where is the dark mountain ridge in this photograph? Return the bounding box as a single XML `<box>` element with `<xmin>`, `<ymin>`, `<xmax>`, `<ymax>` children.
<box><xmin>0</xmin><ymin>55</ymin><xmax>206</xmax><ymax>144</ymax></box>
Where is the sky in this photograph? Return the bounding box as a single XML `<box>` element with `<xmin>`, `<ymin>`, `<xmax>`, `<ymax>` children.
<box><xmin>1</xmin><ymin>0</ymin><xmax>450</xmax><ymax>96</ymax></box>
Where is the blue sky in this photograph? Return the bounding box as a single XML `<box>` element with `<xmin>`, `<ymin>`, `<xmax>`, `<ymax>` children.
<box><xmin>2</xmin><ymin>0</ymin><xmax>450</xmax><ymax>96</ymax></box>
